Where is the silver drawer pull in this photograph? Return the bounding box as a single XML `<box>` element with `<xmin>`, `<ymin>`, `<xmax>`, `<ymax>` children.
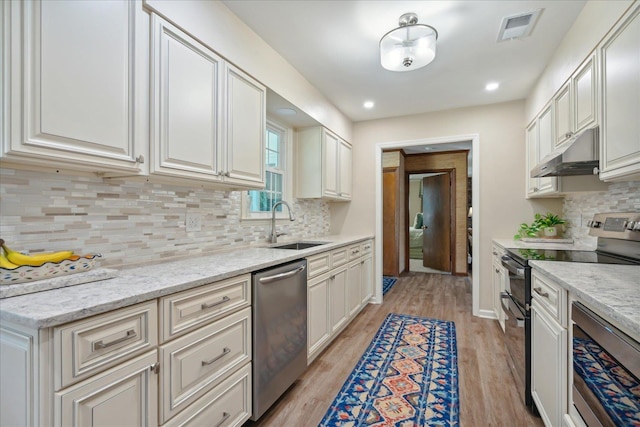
<box><xmin>534</xmin><ymin>287</ymin><xmax>549</xmax><ymax>298</ymax></box>
<box><xmin>202</xmin><ymin>347</ymin><xmax>231</xmax><ymax>366</ymax></box>
<box><xmin>215</xmin><ymin>412</ymin><xmax>230</xmax><ymax>427</ymax></box>
<box><xmin>92</xmin><ymin>329</ymin><xmax>137</xmax><ymax>351</ymax></box>
<box><xmin>201</xmin><ymin>296</ymin><xmax>230</xmax><ymax>310</ymax></box>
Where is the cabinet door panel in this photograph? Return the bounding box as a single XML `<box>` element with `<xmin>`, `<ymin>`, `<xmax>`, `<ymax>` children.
<box><xmin>536</xmin><ymin>105</ymin><xmax>559</xmax><ymax>195</ymax></box>
<box><xmin>308</xmin><ymin>276</ymin><xmax>330</xmax><ymax>359</ymax></box>
<box><xmin>6</xmin><ymin>0</ymin><xmax>145</xmax><ymax>171</ymax></box>
<box><xmin>339</xmin><ymin>140</ymin><xmax>352</xmax><ymax>199</ymax></box>
<box><xmin>574</xmin><ymin>56</ymin><xmax>597</xmax><ymax>133</ymax></box>
<box><xmin>152</xmin><ymin>17</ymin><xmax>221</xmax><ymax>178</ymax></box>
<box><xmin>531</xmin><ymin>303</ymin><xmax>567</xmax><ymax>427</ymax></box>
<box><xmin>361</xmin><ymin>255</ymin><xmax>373</xmax><ymax>304</ymax></box>
<box><xmin>554</xmin><ymin>83</ymin><xmax>572</xmax><ymax>146</ymax></box>
<box><xmin>600</xmin><ymin>5</ymin><xmax>640</xmax><ymax>180</ymax></box>
<box><xmin>329</xmin><ymin>268</ymin><xmax>348</xmax><ymax>333</ymax></box>
<box><xmin>56</xmin><ymin>351</ymin><xmax>158</xmax><ymax>427</ymax></box>
<box><xmin>323</xmin><ymin>132</ymin><xmax>339</xmax><ymax>198</ymax></box>
<box><xmin>224</xmin><ymin>65</ymin><xmax>266</xmax><ymax>187</ymax></box>
<box><xmin>347</xmin><ymin>260</ymin><xmax>362</xmax><ymax>317</ymax></box>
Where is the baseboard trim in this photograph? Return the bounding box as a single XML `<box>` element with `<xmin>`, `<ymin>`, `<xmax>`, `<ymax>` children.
<box><xmin>477</xmin><ymin>309</ymin><xmax>498</xmax><ymax>320</ymax></box>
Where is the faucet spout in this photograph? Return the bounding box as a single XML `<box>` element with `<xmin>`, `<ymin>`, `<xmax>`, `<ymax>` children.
<box><xmin>269</xmin><ymin>201</ymin><xmax>295</xmax><ymax>243</ymax></box>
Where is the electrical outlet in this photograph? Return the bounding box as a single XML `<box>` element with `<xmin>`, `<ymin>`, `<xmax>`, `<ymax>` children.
<box><xmin>186</xmin><ymin>213</ymin><xmax>202</xmax><ymax>232</ymax></box>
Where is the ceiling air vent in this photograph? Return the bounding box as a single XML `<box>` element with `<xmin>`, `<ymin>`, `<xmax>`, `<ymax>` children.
<box><xmin>497</xmin><ymin>9</ymin><xmax>542</xmax><ymax>42</ymax></box>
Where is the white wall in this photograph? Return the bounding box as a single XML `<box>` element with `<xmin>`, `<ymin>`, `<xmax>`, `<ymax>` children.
<box><xmin>526</xmin><ymin>0</ymin><xmax>634</xmax><ymax>122</ymax></box>
<box><xmin>331</xmin><ymin>100</ymin><xmax>562</xmax><ymax>314</ymax></box>
<box><xmin>144</xmin><ymin>0</ymin><xmax>353</xmax><ymax>142</ymax></box>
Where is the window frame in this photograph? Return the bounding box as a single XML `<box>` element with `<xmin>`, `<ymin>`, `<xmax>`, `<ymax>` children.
<box><xmin>241</xmin><ymin>119</ymin><xmax>293</xmax><ymax>221</ymax></box>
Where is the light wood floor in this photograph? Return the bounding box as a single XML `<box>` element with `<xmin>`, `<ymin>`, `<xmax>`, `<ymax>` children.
<box><xmin>246</xmin><ymin>272</ymin><xmax>544</xmax><ymax>426</ymax></box>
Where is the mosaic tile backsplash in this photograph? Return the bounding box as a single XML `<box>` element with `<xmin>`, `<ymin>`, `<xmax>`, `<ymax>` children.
<box><xmin>563</xmin><ymin>181</ymin><xmax>640</xmax><ymax>247</ymax></box>
<box><xmin>0</xmin><ymin>168</ymin><xmax>330</xmax><ymax>268</ymax></box>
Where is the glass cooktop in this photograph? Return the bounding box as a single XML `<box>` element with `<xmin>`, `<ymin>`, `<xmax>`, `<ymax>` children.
<box><xmin>505</xmin><ymin>248</ymin><xmax>640</xmax><ymax>266</ymax></box>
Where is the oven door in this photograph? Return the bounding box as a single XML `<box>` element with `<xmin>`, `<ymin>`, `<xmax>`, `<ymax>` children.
<box><xmin>571</xmin><ymin>302</ymin><xmax>640</xmax><ymax>427</ymax></box>
<box><xmin>501</xmin><ymin>292</ymin><xmax>528</xmax><ymax>405</ymax></box>
<box><xmin>501</xmin><ymin>255</ymin><xmax>528</xmax><ymax>308</ymax></box>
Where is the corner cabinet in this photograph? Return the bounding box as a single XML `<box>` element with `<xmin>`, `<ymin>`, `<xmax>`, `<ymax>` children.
<box><xmin>296</xmin><ymin>127</ymin><xmax>352</xmax><ymax>201</ymax></box>
<box><xmin>150</xmin><ymin>15</ymin><xmax>265</xmax><ymax>188</ymax></box>
<box><xmin>1</xmin><ymin>0</ymin><xmax>149</xmax><ymax>174</ymax></box>
<box><xmin>598</xmin><ymin>3</ymin><xmax>640</xmax><ymax>182</ymax></box>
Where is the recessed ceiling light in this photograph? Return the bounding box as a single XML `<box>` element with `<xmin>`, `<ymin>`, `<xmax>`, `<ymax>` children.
<box><xmin>485</xmin><ymin>82</ymin><xmax>500</xmax><ymax>91</ymax></box>
<box><xmin>363</xmin><ymin>101</ymin><xmax>375</xmax><ymax>109</ymax></box>
<box><xmin>276</xmin><ymin>107</ymin><xmax>297</xmax><ymax>116</ymax></box>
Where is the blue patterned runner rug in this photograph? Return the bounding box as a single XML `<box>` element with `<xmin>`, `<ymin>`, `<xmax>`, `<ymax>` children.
<box><xmin>319</xmin><ymin>313</ymin><xmax>459</xmax><ymax>426</ymax></box>
<box><xmin>382</xmin><ymin>277</ymin><xmax>398</xmax><ymax>295</ymax></box>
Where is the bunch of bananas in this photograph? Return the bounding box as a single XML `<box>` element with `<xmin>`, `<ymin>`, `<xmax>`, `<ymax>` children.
<box><xmin>0</xmin><ymin>239</ymin><xmax>75</xmax><ymax>270</ymax></box>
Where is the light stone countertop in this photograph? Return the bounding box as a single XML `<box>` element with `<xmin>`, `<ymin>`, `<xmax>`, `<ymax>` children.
<box><xmin>493</xmin><ymin>238</ymin><xmax>595</xmax><ymax>251</ymax></box>
<box><xmin>0</xmin><ymin>235</ymin><xmax>373</xmax><ymax>329</ymax></box>
<box><xmin>530</xmin><ymin>261</ymin><xmax>640</xmax><ymax>340</ymax></box>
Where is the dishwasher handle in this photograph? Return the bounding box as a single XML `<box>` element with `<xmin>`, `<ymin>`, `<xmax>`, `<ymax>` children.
<box><xmin>258</xmin><ymin>264</ymin><xmax>306</xmax><ymax>284</ymax></box>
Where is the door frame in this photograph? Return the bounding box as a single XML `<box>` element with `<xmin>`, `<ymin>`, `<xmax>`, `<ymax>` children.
<box><xmin>374</xmin><ymin>134</ymin><xmax>481</xmax><ymax>317</ymax></box>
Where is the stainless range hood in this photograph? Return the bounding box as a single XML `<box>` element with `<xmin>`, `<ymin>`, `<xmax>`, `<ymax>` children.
<box><xmin>531</xmin><ymin>127</ymin><xmax>600</xmax><ymax>178</ymax></box>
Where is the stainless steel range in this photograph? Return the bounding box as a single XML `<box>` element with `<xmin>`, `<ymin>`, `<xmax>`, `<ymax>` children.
<box><xmin>500</xmin><ymin>212</ymin><xmax>640</xmax><ymax>412</ymax></box>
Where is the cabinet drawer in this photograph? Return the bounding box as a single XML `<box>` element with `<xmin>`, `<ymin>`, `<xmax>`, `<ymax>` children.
<box><xmin>360</xmin><ymin>240</ymin><xmax>373</xmax><ymax>256</ymax></box>
<box><xmin>532</xmin><ymin>272</ymin><xmax>567</xmax><ymax>327</ymax></box>
<box><xmin>331</xmin><ymin>247</ymin><xmax>349</xmax><ymax>268</ymax></box>
<box><xmin>54</xmin><ymin>301</ymin><xmax>158</xmax><ymax>390</ymax></box>
<box><xmin>159</xmin><ymin>307</ymin><xmax>251</xmax><ymax>423</ymax></box>
<box><xmin>55</xmin><ymin>350</ymin><xmax>158</xmax><ymax>427</ymax></box>
<box><xmin>162</xmin><ymin>363</ymin><xmax>251</xmax><ymax>427</ymax></box>
<box><xmin>348</xmin><ymin>244</ymin><xmax>362</xmax><ymax>260</ymax></box>
<box><xmin>307</xmin><ymin>252</ymin><xmax>331</xmax><ymax>278</ymax></box>
<box><xmin>160</xmin><ymin>274</ymin><xmax>251</xmax><ymax>342</ymax></box>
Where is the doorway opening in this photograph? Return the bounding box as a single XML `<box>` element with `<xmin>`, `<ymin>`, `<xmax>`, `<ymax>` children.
<box><xmin>408</xmin><ymin>171</ymin><xmax>453</xmax><ymax>275</ymax></box>
<box><xmin>374</xmin><ymin>134</ymin><xmax>480</xmax><ymax>316</ymax></box>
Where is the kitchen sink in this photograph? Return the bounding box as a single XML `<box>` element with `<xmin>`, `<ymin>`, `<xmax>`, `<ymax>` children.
<box><xmin>270</xmin><ymin>242</ymin><xmax>329</xmax><ymax>250</ymax></box>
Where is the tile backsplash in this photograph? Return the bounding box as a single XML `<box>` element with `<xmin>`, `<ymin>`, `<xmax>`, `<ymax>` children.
<box><xmin>563</xmin><ymin>181</ymin><xmax>640</xmax><ymax>247</ymax></box>
<box><xmin>0</xmin><ymin>168</ymin><xmax>330</xmax><ymax>268</ymax></box>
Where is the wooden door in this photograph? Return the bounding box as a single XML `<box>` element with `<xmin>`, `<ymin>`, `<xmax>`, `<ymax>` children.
<box><xmin>421</xmin><ymin>174</ymin><xmax>452</xmax><ymax>272</ymax></box>
<box><xmin>382</xmin><ymin>169</ymin><xmax>399</xmax><ymax>276</ymax></box>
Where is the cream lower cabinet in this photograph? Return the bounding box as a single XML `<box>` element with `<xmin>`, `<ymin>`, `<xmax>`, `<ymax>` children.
<box><xmin>0</xmin><ymin>275</ymin><xmax>252</xmax><ymax>427</ymax></box>
<box><xmin>531</xmin><ymin>270</ymin><xmax>568</xmax><ymax>427</ymax></box>
<box><xmin>599</xmin><ymin>3</ymin><xmax>640</xmax><ymax>182</ymax></box>
<box><xmin>2</xmin><ymin>0</ymin><xmax>149</xmax><ymax>174</ymax></box>
<box><xmin>491</xmin><ymin>244</ymin><xmax>507</xmax><ymax>332</ymax></box>
<box><xmin>307</xmin><ymin>240</ymin><xmax>374</xmax><ymax>363</ymax></box>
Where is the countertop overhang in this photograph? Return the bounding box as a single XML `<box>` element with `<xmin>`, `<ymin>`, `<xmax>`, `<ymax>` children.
<box><xmin>0</xmin><ymin>235</ymin><xmax>373</xmax><ymax>329</ymax></box>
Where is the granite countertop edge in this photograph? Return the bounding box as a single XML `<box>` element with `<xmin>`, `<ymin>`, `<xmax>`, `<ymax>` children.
<box><xmin>0</xmin><ymin>235</ymin><xmax>374</xmax><ymax>329</ymax></box>
<box><xmin>530</xmin><ymin>261</ymin><xmax>640</xmax><ymax>340</ymax></box>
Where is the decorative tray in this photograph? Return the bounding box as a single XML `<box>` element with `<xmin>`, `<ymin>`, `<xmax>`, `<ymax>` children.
<box><xmin>0</xmin><ymin>254</ymin><xmax>103</xmax><ymax>285</ymax></box>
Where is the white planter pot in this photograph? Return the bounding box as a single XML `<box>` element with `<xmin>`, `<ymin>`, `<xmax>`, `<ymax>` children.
<box><xmin>543</xmin><ymin>226</ymin><xmax>558</xmax><ymax>237</ymax></box>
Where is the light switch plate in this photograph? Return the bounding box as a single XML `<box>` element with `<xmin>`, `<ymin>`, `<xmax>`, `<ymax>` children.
<box><xmin>186</xmin><ymin>213</ymin><xmax>202</xmax><ymax>232</ymax></box>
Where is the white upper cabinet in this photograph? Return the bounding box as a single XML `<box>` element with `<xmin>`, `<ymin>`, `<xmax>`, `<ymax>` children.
<box><xmin>297</xmin><ymin>127</ymin><xmax>352</xmax><ymax>201</ymax></box>
<box><xmin>223</xmin><ymin>64</ymin><xmax>266</xmax><ymax>188</ymax></box>
<box><xmin>554</xmin><ymin>82</ymin><xmax>572</xmax><ymax>146</ymax></box>
<box><xmin>573</xmin><ymin>54</ymin><xmax>598</xmax><ymax>135</ymax></box>
<box><xmin>599</xmin><ymin>3</ymin><xmax>640</xmax><ymax>182</ymax></box>
<box><xmin>151</xmin><ymin>16</ymin><xmax>223</xmax><ymax>180</ymax></box>
<box><xmin>151</xmin><ymin>15</ymin><xmax>265</xmax><ymax>188</ymax></box>
<box><xmin>2</xmin><ymin>0</ymin><xmax>149</xmax><ymax>173</ymax></box>
<box><xmin>528</xmin><ymin>103</ymin><xmax>558</xmax><ymax>197</ymax></box>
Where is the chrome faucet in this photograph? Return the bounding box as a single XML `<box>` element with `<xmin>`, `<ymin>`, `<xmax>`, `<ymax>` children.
<box><xmin>269</xmin><ymin>201</ymin><xmax>296</xmax><ymax>243</ymax></box>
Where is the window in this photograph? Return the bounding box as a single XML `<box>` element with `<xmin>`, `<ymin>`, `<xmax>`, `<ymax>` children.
<box><xmin>242</xmin><ymin>121</ymin><xmax>291</xmax><ymax>220</ymax></box>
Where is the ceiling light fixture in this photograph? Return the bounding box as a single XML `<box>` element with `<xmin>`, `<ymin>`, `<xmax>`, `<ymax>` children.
<box><xmin>485</xmin><ymin>82</ymin><xmax>500</xmax><ymax>91</ymax></box>
<box><xmin>380</xmin><ymin>12</ymin><xmax>438</xmax><ymax>72</ymax></box>
<box><xmin>363</xmin><ymin>100</ymin><xmax>375</xmax><ymax>109</ymax></box>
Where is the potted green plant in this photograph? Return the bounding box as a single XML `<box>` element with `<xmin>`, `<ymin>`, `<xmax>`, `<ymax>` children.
<box><xmin>535</xmin><ymin>213</ymin><xmax>566</xmax><ymax>238</ymax></box>
<box><xmin>514</xmin><ymin>222</ymin><xmax>542</xmax><ymax>240</ymax></box>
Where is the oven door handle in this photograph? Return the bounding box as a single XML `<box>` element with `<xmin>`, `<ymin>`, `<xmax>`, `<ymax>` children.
<box><xmin>501</xmin><ymin>256</ymin><xmax>526</xmax><ymax>277</ymax></box>
<box><xmin>501</xmin><ymin>292</ymin><xmax>526</xmax><ymax>327</ymax></box>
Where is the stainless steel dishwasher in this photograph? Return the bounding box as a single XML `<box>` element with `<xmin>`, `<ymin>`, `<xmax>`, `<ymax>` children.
<box><xmin>251</xmin><ymin>259</ymin><xmax>308</xmax><ymax>420</ymax></box>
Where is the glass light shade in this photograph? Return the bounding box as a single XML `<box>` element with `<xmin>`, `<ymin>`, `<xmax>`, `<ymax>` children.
<box><xmin>380</xmin><ymin>24</ymin><xmax>437</xmax><ymax>72</ymax></box>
